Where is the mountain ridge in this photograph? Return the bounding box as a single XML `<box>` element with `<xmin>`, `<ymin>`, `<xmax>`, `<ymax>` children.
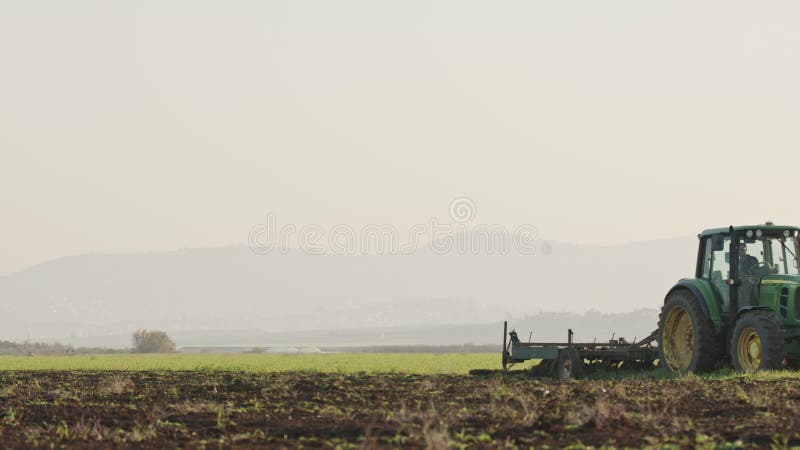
<box><xmin>0</xmin><ymin>235</ymin><xmax>698</xmax><ymax>343</ymax></box>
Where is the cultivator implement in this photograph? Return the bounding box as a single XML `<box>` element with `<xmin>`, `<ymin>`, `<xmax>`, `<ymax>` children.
<box><xmin>501</xmin><ymin>321</ymin><xmax>659</xmax><ymax>379</ymax></box>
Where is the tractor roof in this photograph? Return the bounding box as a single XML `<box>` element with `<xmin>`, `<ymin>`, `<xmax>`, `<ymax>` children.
<box><xmin>700</xmin><ymin>224</ymin><xmax>800</xmax><ymax>237</ymax></box>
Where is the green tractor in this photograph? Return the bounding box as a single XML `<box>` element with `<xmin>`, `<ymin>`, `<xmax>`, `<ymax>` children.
<box><xmin>659</xmin><ymin>223</ymin><xmax>800</xmax><ymax>373</ymax></box>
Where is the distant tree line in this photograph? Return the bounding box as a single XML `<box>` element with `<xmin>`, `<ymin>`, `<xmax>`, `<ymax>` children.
<box><xmin>0</xmin><ymin>330</ymin><xmax>177</xmax><ymax>356</ymax></box>
<box><xmin>0</xmin><ymin>340</ymin><xmax>121</xmax><ymax>356</ymax></box>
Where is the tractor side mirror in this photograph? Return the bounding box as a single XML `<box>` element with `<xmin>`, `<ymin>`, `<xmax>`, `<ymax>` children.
<box><xmin>711</xmin><ymin>235</ymin><xmax>725</xmax><ymax>251</ymax></box>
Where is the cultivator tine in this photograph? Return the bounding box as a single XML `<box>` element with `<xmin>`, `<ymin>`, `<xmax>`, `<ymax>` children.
<box><xmin>502</xmin><ymin>321</ymin><xmax>508</xmax><ymax>370</ymax></box>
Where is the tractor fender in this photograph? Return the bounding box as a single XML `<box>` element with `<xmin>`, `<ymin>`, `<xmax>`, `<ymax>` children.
<box><xmin>665</xmin><ymin>279</ymin><xmax>723</xmax><ymax>326</ymax></box>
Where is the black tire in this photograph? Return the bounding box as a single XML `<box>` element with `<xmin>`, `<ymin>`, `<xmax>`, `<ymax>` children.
<box><xmin>555</xmin><ymin>347</ymin><xmax>583</xmax><ymax>380</ymax></box>
<box><xmin>731</xmin><ymin>310</ymin><xmax>784</xmax><ymax>373</ymax></box>
<box><xmin>658</xmin><ymin>288</ymin><xmax>722</xmax><ymax>374</ymax></box>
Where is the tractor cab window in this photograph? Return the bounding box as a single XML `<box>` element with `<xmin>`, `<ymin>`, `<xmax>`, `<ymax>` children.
<box><xmin>765</xmin><ymin>236</ymin><xmax>800</xmax><ymax>276</ymax></box>
<box><xmin>708</xmin><ymin>236</ymin><xmax>730</xmax><ymax>279</ymax></box>
<box><xmin>700</xmin><ymin>238</ymin><xmax>712</xmax><ymax>278</ymax></box>
<box><xmin>736</xmin><ymin>235</ymin><xmax>800</xmax><ymax>277</ymax></box>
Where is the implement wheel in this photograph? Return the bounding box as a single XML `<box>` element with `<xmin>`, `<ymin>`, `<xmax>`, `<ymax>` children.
<box><xmin>555</xmin><ymin>347</ymin><xmax>583</xmax><ymax>380</ymax></box>
<box><xmin>731</xmin><ymin>311</ymin><xmax>784</xmax><ymax>373</ymax></box>
<box><xmin>658</xmin><ymin>289</ymin><xmax>721</xmax><ymax>374</ymax></box>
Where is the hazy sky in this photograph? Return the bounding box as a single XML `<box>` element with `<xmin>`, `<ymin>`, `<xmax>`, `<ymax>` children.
<box><xmin>2</xmin><ymin>1</ymin><xmax>800</xmax><ymax>273</ymax></box>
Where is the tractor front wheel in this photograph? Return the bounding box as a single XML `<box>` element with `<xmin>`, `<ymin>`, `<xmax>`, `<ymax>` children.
<box><xmin>731</xmin><ymin>311</ymin><xmax>784</xmax><ymax>373</ymax></box>
<box><xmin>658</xmin><ymin>289</ymin><xmax>721</xmax><ymax>374</ymax></box>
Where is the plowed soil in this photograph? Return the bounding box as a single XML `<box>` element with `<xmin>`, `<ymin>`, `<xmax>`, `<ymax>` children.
<box><xmin>1</xmin><ymin>371</ymin><xmax>799</xmax><ymax>448</ymax></box>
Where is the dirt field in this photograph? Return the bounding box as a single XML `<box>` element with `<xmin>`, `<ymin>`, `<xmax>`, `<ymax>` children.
<box><xmin>1</xmin><ymin>371</ymin><xmax>799</xmax><ymax>448</ymax></box>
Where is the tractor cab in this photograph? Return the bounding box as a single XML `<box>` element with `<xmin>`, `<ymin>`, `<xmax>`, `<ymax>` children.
<box><xmin>698</xmin><ymin>223</ymin><xmax>800</xmax><ymax>317</ymax></box>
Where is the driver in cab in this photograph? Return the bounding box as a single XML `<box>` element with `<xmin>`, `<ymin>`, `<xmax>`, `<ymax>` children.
<box><xmin>738</xmin><ymin>244</ymin><xmax>760</xmax><ymax>278</ymax></box>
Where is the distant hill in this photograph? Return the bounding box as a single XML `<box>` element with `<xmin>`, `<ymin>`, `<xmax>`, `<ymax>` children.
<box><xmin>0</xmin><ymin>236</ymin><xmax>697</xmax><ymax>343</ymax></box>
<box><xmin>60</xmin><ymin>308</ymin><xmax>661</xmax><ymax>349</ymax></box>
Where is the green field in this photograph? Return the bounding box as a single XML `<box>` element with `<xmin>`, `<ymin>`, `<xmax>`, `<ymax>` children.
<box><xmin>4</xmin><ymin>354</ymin><xmax>799</xmax><ymax>382</ymax></box>
<box><xmin>0</xmin><ymin>353</ymin><xmax>505</xmax><ymax>373</ymax></box>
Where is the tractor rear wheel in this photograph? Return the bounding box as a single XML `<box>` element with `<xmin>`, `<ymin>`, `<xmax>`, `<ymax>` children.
<box><xmin>658</xmin><ymin>289</ymin><xmax>721</xmax><ymax>373</ymax></box>
<box><xmin>731</xmin><ymin>310</ymin><xmax>784</xmax><ymax>373</ymax></box>
<box><xmin>555</xmin><ymin>347</ymin><xmax>583</xmax><ymax>380</ymax></box>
